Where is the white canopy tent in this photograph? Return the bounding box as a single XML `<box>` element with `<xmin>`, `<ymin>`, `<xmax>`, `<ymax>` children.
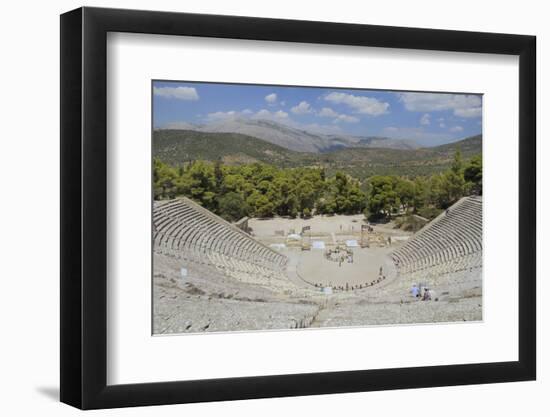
<box><xmin>311</xmin><ymin>240</ymin><xmax>326</xmax><ymax>250</ymax></box>
<box><xmin>287</xmin><ymin>233</ymin><xmax>302</xmax><ymax>241</ymax></box>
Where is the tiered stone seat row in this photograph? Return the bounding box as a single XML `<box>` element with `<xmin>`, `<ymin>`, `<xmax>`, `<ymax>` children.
<box><xmin>153</xmin><ymin>198</ymin><xmax>289</xmax><ymax>287</ymax></box>
<box><xmin>391</xmin><ymin>196</ymin><xmax>482</xmax><ymax>277</ymax></box>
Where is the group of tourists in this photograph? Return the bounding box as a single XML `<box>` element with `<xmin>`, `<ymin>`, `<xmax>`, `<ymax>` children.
<box><xmin>410</xmin><ymin>283</ymin><xmax>434</xmax><ymax>301</ymax></box>
<box><xmin>314</xmin><ymin>265</ymin><xmax>388</xmax><ymax>293</ymax></box>
<box><xmin>324</xmin><ymin>246</ymin><xmax>354</xmax><ymax>267</ymax></box>
<box><xmin>314</xmin><ymin>274</ymin><xmax>387</xmax><ymax>292</ymax></box>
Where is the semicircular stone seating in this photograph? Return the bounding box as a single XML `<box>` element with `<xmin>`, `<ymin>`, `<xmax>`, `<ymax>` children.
<box><xmin>154</xmin><ymin>197</ymin><xmax>291</xmax><ymax>290</ymax></box>
<box><xmin>390</xmin><ymin>196</ymin><xmax>482</xmax><ymax>286</ymax></box>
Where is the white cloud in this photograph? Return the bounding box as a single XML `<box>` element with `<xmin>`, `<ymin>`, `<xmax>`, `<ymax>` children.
<box><xmin>291</xmin><ymin>101</ymin><xmax>313</xmax><ymax>115</ymax></box>
<box><xmin>265</xmin><ymin>93</ymin><xmax>277</xmax><ymax>104</ymax></box>
<box><xmin>439</xmin><ymin>122</ymin><xmax>446</xmax><ymax>128</ymax></box>
<box><xmin>274</xmin><ymin>110</ymin><xmax>289</xmax><ymax>119</ymax></box>
<box><xmin>153</xmin><ymin>86</ymin><xmax>199</xmax><ymax>100</ymax></box>
<box><xmin>398</xmin><ymin>92</ymin><xmax>481</xmax><ymax>118</ymax></box>
<box><xmin>196</xmin><ymin>108</ymin><xmax>346</xmax><ymax>136</ymax></box>
<box><xmin>420</xmin><ymin>113</ymin><xmax>431</xmax><ymax>126</ymax></box>
<box><xmin>335</xmin><ymin>114</ymin><xmax>359</xmax><ymax>123</ymax></box>
<box><xmin>454</xmin><ymin>107</ymin><xmax>482</xmax><ymax>118</ymax></box>
<box><xmin>324</xmin><ymin>92</ymin><xmax>389</xmax><ymax>116</ymax></box>
<box><xmin>318</xmin><ymin>107</ymin><xmax>339</xmax><ymax>118</ymax></box>
<box><xmin>206</xmin><ymin>110</ymin><xmax>239</xmax><ymax>121</ymax></box>
<box><xmin>450</xmin><ymin>125</ymin><xmax>464</xmax><ymax>133</ymax></box>
<box><xmin>318</xmin><ymin>107</ymin><xmax>359</xmax><ymax>123</ymax></box>
<box><xmin>253</xmin><ymin>109</ymin><xmax>289</xmax><ymax>120</ymax></box>
<box><xmin>280</xmin><ymin>101</ymin><xmax>286</xmax><ymax>106</ymax></box>
<box><xmin>205</xmin><ymin>108</ymin><xmax>289</xmax><ymax>122</ymax></box>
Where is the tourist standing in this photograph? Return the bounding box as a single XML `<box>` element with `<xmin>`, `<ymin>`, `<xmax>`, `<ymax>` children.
<box><xmin>422</xmin><ymin>288</ymin><xmax>432</xmax><ymax>301</ymax></box>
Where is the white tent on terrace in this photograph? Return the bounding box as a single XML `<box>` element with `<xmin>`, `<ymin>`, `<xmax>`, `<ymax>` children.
<box><xmin>312</xmin><ymin>241</ymin><xmax>326</xmax><ymax>250</ymax></box>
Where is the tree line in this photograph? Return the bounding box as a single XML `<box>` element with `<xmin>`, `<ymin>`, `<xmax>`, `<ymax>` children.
<box><xmin>366</xmin><ymin>151</ymin><xmax>482</xmax><ymax>220</ymax></box>
<box><xmin>153</xmin><ymin>149</ymin><xmax>481</xmax><ymax>222</ymax></box>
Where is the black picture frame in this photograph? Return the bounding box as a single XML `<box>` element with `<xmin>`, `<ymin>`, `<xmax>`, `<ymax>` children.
<box><xmin>60</xmin><ymin>6</ymin><xmax>536</xmax><ymax>410</ymax></box>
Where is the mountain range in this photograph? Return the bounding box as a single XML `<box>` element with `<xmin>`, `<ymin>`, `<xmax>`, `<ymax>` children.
<box><xmin>161</xmin><ymin>118</ymin><xmax>421</xmax><ymax>153</ymax></box>
<box><xmin>153</xmin><ymin>126</ymin><xmax>482</xmax><ymax>180</ymax></box>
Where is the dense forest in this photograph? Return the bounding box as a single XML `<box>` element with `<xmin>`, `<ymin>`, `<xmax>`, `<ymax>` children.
<box><xmin>154</xmin><ymin>149</ymin><xmax>482</xmax><ymax>222</ymax></box>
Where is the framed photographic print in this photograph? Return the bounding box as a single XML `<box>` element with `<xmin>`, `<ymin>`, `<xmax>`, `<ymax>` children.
<box><xmin>60</xmin><ymin>7</ymin><xmax>536</xmax><ymax>409</ymax></box>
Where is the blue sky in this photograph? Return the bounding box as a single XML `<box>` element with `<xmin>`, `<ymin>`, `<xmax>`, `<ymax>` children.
<box><xmin>153</xmin><ymin>81</ymin><xmax>482</xmax><ymax>146</ymax></box>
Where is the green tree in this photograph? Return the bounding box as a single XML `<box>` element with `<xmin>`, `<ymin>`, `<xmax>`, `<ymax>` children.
<box><xmin>317</xmin><ymin>195</ymin><xmax>336</xmax><ymax>215</ymax></box>
<box><xmin>179</xmin><ymin>161</ymin><xmax>217</xmax><ymax>209</ymax></box>
<box><xmin>328</xmin><ymin>171</ymin><xmax>366</xmax><ymax>214</ymax></box>
<box><xmin>429</xmin><ymin>149</ymin><xmax>466</xmax><ymax>208</ymax></box>
<box><xmin>153</xmin><ymin>159</ymin><xmax>178</xmax><ymax>199</ymax></box>
<box><xmin>214</xmin><ymin>159</ymin><xmax>224</xmax><ymax>192</ymax></box>
<box><xmin>296</xmin><ymin>180</ymin><xmax>316</xmax><ymax>215</ymax></box>
<box><xmin>367</xmin><ymin>176</ymin><xmax>401</xmax><ymax>219</ymax></box>
<box><xmin>222</xmin><ymin>173</ymin><xmax>246</xmax><ymax>194</ymax></box>
<box><xmin>395</xmin><ymin>178</ymin><xmax>415</xmax><ymax>212</ymax></box>
<box><xmin>247</xmin><ymin>192</ymin><xmax>274</xmax><ymax>218</ymax></box>
<box><xmin>218</xmin><ymin>192</ymin><xmax>248</xmax><ymax>222</ymax></box>
<box><xmin>412</xmin><ymin>177</ymin><xmax>429</xmax><ymax>212</ymax></box>
<box><xmin>464</xmin><ymin>154</ymin><xmax>482</xmax><ymax>195</ymax></box>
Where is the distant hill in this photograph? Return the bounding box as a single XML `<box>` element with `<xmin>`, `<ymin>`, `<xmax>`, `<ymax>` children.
<box><xmin>153</xmin><ymin>129</ymin><xmax>299</xmax><ymax>167</ymax></box>
<box><xmin>431</xmin><ymin>134</ymin><xmax>482</xmax><ymax>155</ymax></box>
<box><xmin>195</xmin><ymin>118</ymin><xmax>332</xmax><ymax>153</ymax></box>
<box><xmin>160</xmin><ymin>118</ymin><xmax>420</xmax><ymax>153</ymax></box>
<box><xmin>309</xmin><ymin>135</ymin><xmax>482</xmax><ymax>179</ymax></box>
<box><xmin>154</xmin><ymin>130</ymin><xmax>482</xmax><ymax>180</ymax></box>
<box><xmin>354</xmin><ymin>136</ymin><xmax>421</xmax><ymax>150</ymax></box>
